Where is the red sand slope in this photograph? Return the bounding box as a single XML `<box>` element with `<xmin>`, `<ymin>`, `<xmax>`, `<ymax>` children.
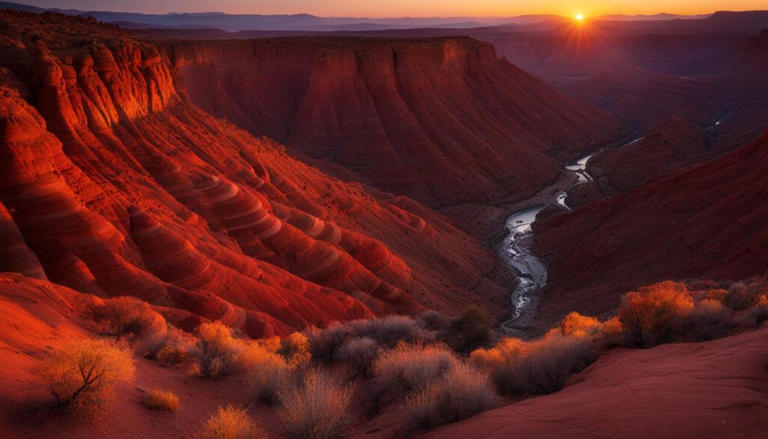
<box><xmin>427</xmin><ymin>327</ymin><xmax>768</xmax><ymax>439</ymax></box>
<box><xmin>0</xmin><ymin>11</ymin><xmax>512</xmax><ymax>334</ymax></box>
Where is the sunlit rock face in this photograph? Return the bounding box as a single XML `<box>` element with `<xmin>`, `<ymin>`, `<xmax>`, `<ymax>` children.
<box><xmin>0</xmin><ymin>11</ymin><xmax>513</xmax><ymax>334</ymax></box>
<box><xmin>164</xmin><ymin>37</ymin><xmax>620</xmax><ymax>208</ymax></box>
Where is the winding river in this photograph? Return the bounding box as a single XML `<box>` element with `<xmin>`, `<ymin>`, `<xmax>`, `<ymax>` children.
<box><xmin>498</xmin><ymin>137</ymin><xmax>642</xmax><ymax>334</ymax></box>
<box><xmin>497</xmin><ymin>113</ymin><xmax>731</xmax><ymax>335</ymax></box>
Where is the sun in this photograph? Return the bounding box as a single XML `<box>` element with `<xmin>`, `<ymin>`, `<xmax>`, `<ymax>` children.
<box><xmin>575</xmin><ymin>13</ymin><xmax>585</xmax><ymax>22</ymax></box>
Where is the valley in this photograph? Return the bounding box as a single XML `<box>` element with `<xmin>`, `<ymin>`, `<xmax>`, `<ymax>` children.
<box><xmin>0</xmin><ymin>3</ymin><xmax>767</xmax><ymax>439</ymax></box>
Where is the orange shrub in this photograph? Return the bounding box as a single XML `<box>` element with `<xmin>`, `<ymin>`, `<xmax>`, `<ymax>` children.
<box><xmin>141</xmin><ymin>388</ymin><xmax>179</xmax><ymax>412</ymax></box>
<box><xmin>41</xmin><ymin>337</ymin><xmax>135</xmax><ymax>412</ymax></box>
<box><xmin>279</xmin><ymin>332</ymin><xmax>311</xmax><ymax>366</ymax></box>
<box><xmin>471</xmin><ymin>333</ymin><xmax>595</xmax><ymax>396</ymax></box>
<box><xmin>243</xmin><ymin>342</ymin><xmax>295</xmax><ymax>405</ymax></box>
<box><xmin>194</xmin><ymin>321</ymin><xmax>241</xmax><ymax>377</ymax></box>
<box><xmin>196</xmin><ymin>405</ymin><xmax>268</xmax><ymax>439</ymax></box>
<box><xmin>618</xmin><ymin>282</ymin><xmax>695</xmax><ymax>347</ymax></box>
<box><xmin>93</xmin><ymin>296</ymin><xmax>166</xmax><ymax>341</ymax></box>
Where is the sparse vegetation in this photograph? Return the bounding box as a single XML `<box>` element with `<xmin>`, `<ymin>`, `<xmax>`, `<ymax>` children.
<box><xmin>41</xmin><ymin>337</ymin><xmax>135</xmax><ymax>412</ymax></box>
<box><xmin>336</xmin><ymin>337</ymin><xmax>379</xmax><ymax>379</ymax></box>
<box><xmin>618</xmin><ymin>281</ymin><xmax>696</xmax><ymax>347</ymax></box>
<box><xmin>141</xmin><ymin>388</ymin><xmax>180</xmax><ymax>412</ymax></box>
<box><xmin>278</xmin><ymin>369</ymin><xmax>353</xmax><ymax>439</ymax></box>
<box><xmin>243</xmin><ymin>342</ymin><xmax>296</xmax><ymax>405</ymax></box>
<box><xmin>92</xmin><ymin>296</ymin><xmax>167</xmax><ymax>340</ymax></box>
<box><xmin>194</xmin><ymin>321</ymin><xmax>242</xmax><ymax>377</ymax></box>
<box><xmin>147</xmin><ymin>326</ymin><xmax>195</xmax><ymax>366</ymax></box>
<box><xmin>307</xmin><ymin>316</ymin><xmax>432</xmax><ymax>363</ymax></box>
<box><xmin>472</xmin><ymin>333</ymin><xmax>595</xmax><ymax>396</ymax></box>
<box><xmin>403</xmin><ymin>362</ymin><xmax>497</xmax><ymax>432</ymax></box>
<box><xmin>196</xmin><ymin>405</ymin><xmax>268</xmax><ymax>439</ymax></box>
<box><xmin>371</xmin><ymin>343</ymin><xmax>459</xmax><ymax>409</ymax></box>
<box><xmin>439</xmin><ymin>306</ymin><xmax>492</xmax><ymax>353</ymax></box>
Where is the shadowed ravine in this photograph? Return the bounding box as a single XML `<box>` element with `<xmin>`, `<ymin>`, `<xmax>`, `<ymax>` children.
<box><xmin>499</xmin><ymin>115</ymin><xmax>731</xmax><ymax>335</ymax></box>
<box><xmin>498</xmin><ymin>134</ymin><xmax>644</xmax><ymax>335</ymax></box>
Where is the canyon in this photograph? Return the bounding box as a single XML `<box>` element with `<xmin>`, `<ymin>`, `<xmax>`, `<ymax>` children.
<box><xmin>0</xmin><ymin>4</ymin><xmax>768</xmax><ymax>438</ymax></box>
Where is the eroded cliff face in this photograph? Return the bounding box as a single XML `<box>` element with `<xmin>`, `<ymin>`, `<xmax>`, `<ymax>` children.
<box><xmin>163</xmin><ymin>37</ymin><xmax>620</xmax><ymax>208</ymax></box>
<box><xmin>0</xmin><ymin>11</ymin><xmax>510</xmax><ymax>336</ymax></box>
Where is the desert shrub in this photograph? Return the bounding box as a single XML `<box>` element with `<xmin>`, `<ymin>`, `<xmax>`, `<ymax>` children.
<box><xmin>278</xmin><ymin>332</ymin><xmax>311</xmax><ymax>366</ymax></box>
<box><xmin>723</xmin><ymin>281</ymin><xmax>766</xmax><ymax>311</ymax></box>
<box><xmin>618</xmin><ymin>282</ymin><xmax>695</xmax><ymax>347</ymax></box>
<box><xmin>745</xmin><ymin>295</ymin><xmax>768</xmax><ymax>327</ymax></box>
<box><xmin>686</xmin><ymin>299</ymin><xmax>734</xmax><ymax>341</ymax></box>
<box><xmin>307</xmin><ymin>316</ymin><xmax>431</xmax><ymax>363</ymax></box>
<box><xmin>196</xmin><ymin>405</ymin><xmax>268</xmax><ymax>439</ymax></box>
<box><xmin>41</xmin><ymin>337</ymin><xmax>135</xmax><ymax>412</ymax></box>
<box><xmin>194</xmin><ymin>321</ymin><xmax>241</xmax><ymax>377</ymax></box>
<box><xmin>336</xmin><ymin>337</ymin><xmax>379</xmax><ymax>379</ymax></box>
<box><xmin>278</xmin><ymin>369</ymin><xmax>353</xmax><ymax>439</ymax></box>
<box><xmin>556</xmin><ymin>312</ymin><xmax>602</xmax><ymax>337</ymax></box>
<box><xmin>403</xmin><ymin>362</ymin><xmax>497</xmax><ymax>432</ymax></box>
<box><xmin>141</xmin><ymin>388</ymin><xmax>179</xmax><ymax>412</ymax></box>
<box><xmin>93</xmin><ymin>296</ymin><xmax>166</xmax><ymax>340</ymax></box>
<box><xmin>471</xmin><ymin>334</ymin><xmax>595</xmax><ymax>396</ymax></box>
<box><xmin>417</xmin><ymin>310</ymin><xmax>449</xmax><ymax>331</ymax></box>
<box><xmin>439</xmin><ymin>306</ymin><xmax>492</xmax><ymax>353</ymax></box>
<box><xmin>146</xmin><ymin>326</ymin><xmax>194</xmax><ymax>366</ymax></box>
<box><xmin>371</xmin><ymin>343</ymin><xmax>460</xmax><ymax>409</ymax></box>
<box><xmin>243</xmin><ymin>342</ymin><xmax>295</xmax><ymax>405</ymax></box>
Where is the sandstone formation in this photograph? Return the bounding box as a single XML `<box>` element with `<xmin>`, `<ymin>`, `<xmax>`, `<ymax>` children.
<box><xmin>163</xmin><ymin>37</ymin><xmax>620</xmax><ymax>207</ymax></box>
<box><xmin>0</xmin><ymin>11</ymin><xmax>512</xmax><ymax>334</ymax></box>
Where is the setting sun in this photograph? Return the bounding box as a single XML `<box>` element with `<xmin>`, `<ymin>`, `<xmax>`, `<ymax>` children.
<box><xmin>575</xmin><ymin>13</ymin><xmax>585</xmax><ymax>21</ymax></box>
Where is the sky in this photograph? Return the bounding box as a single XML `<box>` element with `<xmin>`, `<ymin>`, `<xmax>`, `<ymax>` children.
<box><xmin>13</xmin><ymin>0</ymin><xmax>768</xmax><ymax>17</ymax></box>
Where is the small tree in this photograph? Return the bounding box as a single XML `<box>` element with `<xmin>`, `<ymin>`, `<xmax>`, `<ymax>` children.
<box><xmin>41</xmin><ymin>338</ymin><xmax>135</xmax><ymax>411</ymax></box>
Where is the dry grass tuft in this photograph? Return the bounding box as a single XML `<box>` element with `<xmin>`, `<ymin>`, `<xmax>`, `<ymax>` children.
<box><xmin>403</xmin><ymin>362</ymin><xmax>497</xmax><ymax>432</ymax></box>
<box><xmin>196</xmin><ymin>405</ymin><xmax>268</xmax><ymax>439</ymax></box>
<box><xmin>141</xmin><ymin>388</ymin><xmax>179</xmax><ymax>412</ymax></box>
<box><xmin>278</xmin><ymin>369</ymin><xmax>353</xmax><ymax>439</ymax></box>
<box><xmin>371</xmin><ymin>343</ymin><xmax>459</xmax><ymax>410</ymax></box>
<box><xmin>243</xmin><ymin>342</ymin><xmax>296</xmax><ymax>405</ymax></box>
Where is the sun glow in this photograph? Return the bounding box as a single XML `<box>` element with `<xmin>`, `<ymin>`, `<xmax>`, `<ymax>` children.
<box><xmin>574</xmin><ymin>13</ymin><xmax>585</xmax><ymax>21</ymax></box>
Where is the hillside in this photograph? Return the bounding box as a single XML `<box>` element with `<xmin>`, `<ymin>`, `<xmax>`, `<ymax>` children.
<box><xmin>533</xmin><ymin>130</ymin><xmax>768</xmax><ymax>326</ymax></box>
<box><xmin>0</xmin><ymin>10</ymin><xmax>512</xmax><ymax>335</ymax></box>
<box><xmin>162</xmin><ymin>37</ymin><xmax>620</xmax><ymax>208</ymax></box>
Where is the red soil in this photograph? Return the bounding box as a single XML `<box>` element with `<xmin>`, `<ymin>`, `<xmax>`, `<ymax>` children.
<box><xmin>0</xmin><ymin>11</ymin><xmax>512</xmax><ymax>334</ymax></box>
<box><xmin>428</xmin><ymin>327</ymin><xmax>768</xmax><ymax>438</ymax></box>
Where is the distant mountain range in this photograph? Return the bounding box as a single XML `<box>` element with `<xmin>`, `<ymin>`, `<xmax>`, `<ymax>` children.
<box><xmin>0</xmin><ymin>1</ymin><xmax>711</xmax><ymax>31</ymax></box>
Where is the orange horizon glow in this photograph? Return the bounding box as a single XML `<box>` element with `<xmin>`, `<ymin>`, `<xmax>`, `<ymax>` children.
<box><xmin>13</xmin><ymin>1</ymin><xmax>768</xmax><ymax>17</ymax></box>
